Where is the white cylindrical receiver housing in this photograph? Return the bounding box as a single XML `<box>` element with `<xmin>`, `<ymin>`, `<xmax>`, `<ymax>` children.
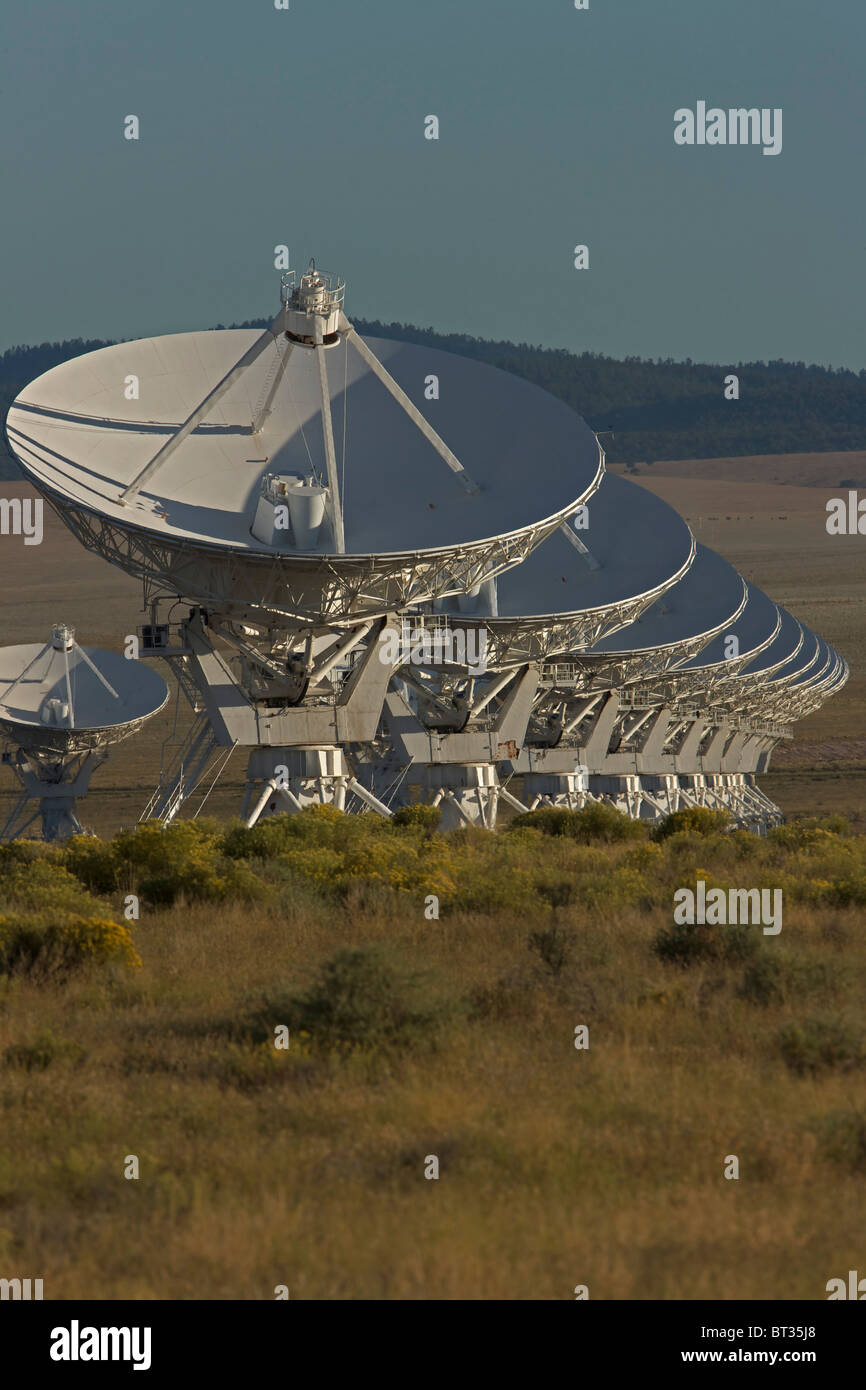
<box><xmin>286</xmin><ymin>478</ymin><xmax>328</xmax><ymax>550</ymax></box>
<box><xmin>42</xmin><ymin>697</ymin><xmax>70</xmax><ymax>725</ymax></box>
<box><xmin>251</xmin><ymin>473</ymin><xmax>328</xmax><ymax>549</ymax></box>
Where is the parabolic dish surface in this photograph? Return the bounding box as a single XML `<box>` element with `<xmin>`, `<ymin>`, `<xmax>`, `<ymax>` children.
<box><xmin>6</xmin><ymin>332</ymin><xmax>602</xmax><ymax>557</ymax></box>
<box><xmin>0</xmin><ymin>644</ymin><xmax>169</xmax><ymax>733</ymax></box>
<box><xmin>679</xmin><ymin>582</ymin><xmax>781</xmax><ymax>670</ymax></box>
<box><xmin>589</xmin><ymin>544</ymin><xmax>745</xmax><ymax>654</ymax></box>
<box><xmin>488</xmin><ymin>472</ymin><xmax>694</xmax><ymax>619</ymax></box>
<box><xmin>768</xmin><ymin>626</ymin><xmax>820</xmax><ymax>685</ymax></box>
<box><xmin>736</xmin><ymin>605</ymin><xmax>803</xmax><ymax>677</ymax></box>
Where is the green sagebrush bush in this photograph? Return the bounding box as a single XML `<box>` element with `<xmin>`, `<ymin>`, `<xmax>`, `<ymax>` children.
<box><xmin>221</xmin><ymin>804</ymin><xmax>351</xmax><ymax>859</ymax></box>
<box><xmin>224</xmin><ymin>807</ymin><xmax>454</xmax><ymax>906</ymax></box>
<box><xmin>652</xmin><ymin>918</ymin><xmax>760</xmax><ymax>967</ymax></box>
<box><xmin>651</xmin><ymin>807</ymin><xmax>731</xmax><ymax>842</ymax></box>
<box><xmin>738</xmin><ymin>951</ymin><xmax>840</xmax><ymax>1007</ymax></box>
<box><xmin>4</xmin><ymin>1030</ymin><xmax>86</xmax><ymax>1070</ymax></box>
<box><xmin>390</xmin><ymin>804</ymin><xmax>442</xmax><ymax>830</ymax></box>
<box><xmin>61</xmin><ymin>836</ymin><xmax>118</xmax><ymax>895</ymax></box>
<box><xmin>0</xmin><ymin>856</ymin><xmax>109</xmax><ymax>918</ymax></box>
<box><xmin>255</xmin><ymin>946</ymin><xmax>451</xmax><ymax>1056</ymax></box>
<box><xmin>778</xmin><ymin>1016</ymin><xmax>864</xmax><ymax>1076</ymax></box>
<box><xmin>509</xmin><ymin>802</ymin><xmax>646</xmax><ymax>844</ymax></box>
<box><xmin>528</xmin><ymin>922</ymin><xmax>574</xmax><ymax>977</ymax></box>
<box><xmin>812</xmin><ymin>1111</ymin><xmax>866</xmax><ymax>1172</ymax></box>
<box><xmin>65</xmin><ymin>821</ymin><xmax>266</xmax><ymax>907</ymax></box>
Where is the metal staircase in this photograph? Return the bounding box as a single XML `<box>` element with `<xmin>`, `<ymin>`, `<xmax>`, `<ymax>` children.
<box><xmin>139</xmin><ymin>712</ymin><xmax>222</xmax><ymax>824</ymax></box>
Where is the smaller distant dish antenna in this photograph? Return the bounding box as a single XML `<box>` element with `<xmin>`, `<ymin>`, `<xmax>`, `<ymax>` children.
<box><xmin>0</xmin><ymin>626</ymin><xmax>169</xmax><ymax>841</ymax></box>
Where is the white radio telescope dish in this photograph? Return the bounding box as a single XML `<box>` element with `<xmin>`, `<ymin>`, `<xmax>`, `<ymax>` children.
<box><xmin>6</xmin><ymin>267</ymin><xmax>603</xmax><ymax>627</ymax></box>
<box><xmin>0</xmin><ymin>625</ymin><xmax>168</xmax><ymax>840</ymax></box>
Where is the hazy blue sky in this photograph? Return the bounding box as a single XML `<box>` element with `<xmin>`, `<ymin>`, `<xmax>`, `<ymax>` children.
<box><xmin>2</xmin><ymin>0</ymin><xmax>864</xmax><ymax>366</ymax></box>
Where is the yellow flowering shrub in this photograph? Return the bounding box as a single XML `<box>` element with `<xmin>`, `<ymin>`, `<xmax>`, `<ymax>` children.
<box><xmin>622</xmin><ymin>841</ymin><xmax>664</xmax><ymax>872</ymax></box>
<box><xmin>274</xmin><ymin>836</ymin><xmax>455</xmax><ymax>905</ymax></box>
<box><xmin>0</xmin><ymin>858</ymin><xmax>112</xmax><ymax>919</ymax></box>
<box><xmin>0</xmin><ymin>914</ymin><xmax>141</xmax><ymax>975</ymax></box>
<box><xmin>54</xmin><ymin>917</ymin><xmax>142</xmax><ymax>969</ymax></box>
<box><xmin>104</xmin><ymin>820</ymin><xmax>264</xmax><ymax>905</ymax></box>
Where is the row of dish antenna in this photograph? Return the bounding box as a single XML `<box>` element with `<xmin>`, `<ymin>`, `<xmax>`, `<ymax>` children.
<box><xmin>1</xmin><ymin>261</ymin><xmax>847</xmax><ymax>838</ymax></box>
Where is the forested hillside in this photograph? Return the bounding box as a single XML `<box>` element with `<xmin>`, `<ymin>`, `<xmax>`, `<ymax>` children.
<box><xmin>2</xmin><ymin>322</ymin><xmax>865</xmax><ymax>481</ymax></box>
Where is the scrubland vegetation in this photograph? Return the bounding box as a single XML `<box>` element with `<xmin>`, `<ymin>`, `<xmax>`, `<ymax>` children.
<box><xmin>1</xmin><ymin>803</ymin><xmax>864</xmax><ymax>1299</ymax></box>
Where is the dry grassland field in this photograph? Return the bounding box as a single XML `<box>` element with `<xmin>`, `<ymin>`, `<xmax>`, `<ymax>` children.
<box><xmin>0</xmin><ymin>452</ymin><xmax>864</xmax><ymax>1302</ymax></box>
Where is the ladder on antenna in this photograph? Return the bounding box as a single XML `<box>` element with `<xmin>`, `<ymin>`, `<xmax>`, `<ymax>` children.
<box><xmin>250</xmin><ymin>336</ymin><xmax>291</xmax><ymax>434</ymax></box>
<box><xmin>139</xmin><ymin>712</ymin><xmax>221</xmax><ymax>824</ymax></box>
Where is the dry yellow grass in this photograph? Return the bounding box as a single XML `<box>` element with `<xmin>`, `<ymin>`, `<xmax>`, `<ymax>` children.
<box><xmin>1</xmin><ymin>811</ymin><xmax>864</xmax><ymax>1300</ymax></box>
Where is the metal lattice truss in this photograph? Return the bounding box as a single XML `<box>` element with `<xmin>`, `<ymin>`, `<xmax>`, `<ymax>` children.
<box><xmin>0</xmin><ymin>745</ymin><xmax>109</xmax><ymax>841</ymax></box>
<box><xmin>662</xmin><ymin>635</ymin><xmax>848</xmax><ymax>730</ymax></box>
<box><xmin>524</xmin><ymin>769</ymin><xmax>785</xmax><ymax>828</ymax></box>
<box><xmin>654</xmin><ymin>625</ymin><xmax>795</xmax><ymax>711</ymax></box>
<box><xmin>658</xmin><ymin>709</ymin><xmax>791</xmax><ymax>760</ymax></box>
<box><xmin>351</xmin><ymin>662</ymin><xmax>542</xmax><ymax>828</ymax></box>
<box><xmin>136</xmin><ymin>608</ymin><xmax>405</xmax><ymax>823</ymax></box>
<box><xmin>45</xmin><ymin>487</ymin><xmax>603</xmax><ymax>630</ymax></box>
<box><xmin>743</xmin><ymin>651</ymin><xmax>849</xmax><ymax>725</ymax></box>
<box><xmin>530</xmin><ymin>607</ymin><xmax>787</xmax><ymax>724</ymax></box>
<box><xmin>527</xmin><ymin>576</ymin><xmax>750</xmax><ymax>714</ymax></box>
<box><xmin>505</xmin><ymin>686</ymin><xmax>794</xmax><ymax>829</ymax></box>
<box><xmin>408</xmin><ymin>535</ymin><xmax>698</xmax><ymax>669</ymax></box>
<box><xmin>0</xmin><ymin>706</ymin><xmax>159</xmax><ymax>760</ymax></box>
<box><xmin>496</xmin><ymin>627</ymin><xmax>845</xmax><ymax>821</ymax></box>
